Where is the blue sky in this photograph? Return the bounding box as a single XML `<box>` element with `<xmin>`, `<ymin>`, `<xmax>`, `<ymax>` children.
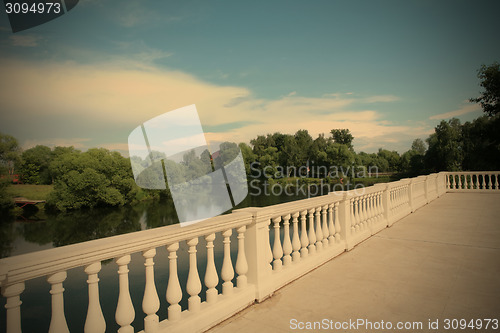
<box><xmin>1</xmin><ymin>0</ymin><xmax>499</xmax><ymax>154</ymax></box>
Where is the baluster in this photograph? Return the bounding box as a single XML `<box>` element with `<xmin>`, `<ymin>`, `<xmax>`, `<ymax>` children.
<box><xmin>334</xmin><ymin>202</ymin><xmax>341</xmax><ymax>242</ymax></box>
<box><xmin>367</xmin><ymin>195</ymin><xmax>373</xmax><ymax>224</ymax></box>
<box><xmin>2</xmin><ymin>282</ymin><xmax>25</xmax><ymax>333</ymax></box>
<box><xmin>446</xmin><ymin>175</ymin><xmax>450</xmax><ymax>189</ymax></box>
<box><xmin>389</xmin><ymin>190</ymin><xmax>393</xmax><ymax>214</ymax></box>
<box><xmin>166</xmin><ymin>242</ymin><xmax>182</xmax><ymax>321</ymax></box>
<box><xmin>235</xmin><ymin>225</ymin><xmax>248</xmax><ymax>288</ymax></box>
<box><xmin>475</xmin><ymin>173</ymin><xmax>480</xmax><ymax>189</ymax></box>
<box><xmin>321</xmin><ymin>205</ymin><xmax>329</xmax><ymax>247</ymax></box>
<box><xmin>299</xmin><ymin>210</ymin><xmax>309</xmax><ymax>257</ymax></box>
<box><xmin>291</xmin><ymin>212</ymin><xmax>301</xmax><ymax>261</ymax></box>
<box><xmin>374</xmin><ymin>193</ymin><xmax>380</xmax><ymax>220</ymax></box>
<box><xmin>282</xmin><ymin>214</ymin><xmax>293</xmax><ymax>266</ymax></box>
<box><xmin>368</xmin><ymin>194</ymin><xmax>375</xmax><ymax>224</ymax></box>
<box><xmin>495</xmin><ymin>174</ymin><xmax>499</xmax><ymax>190</ymax></box>
<box><xmin>84</xmin><ymin>262</ymin><xmax>106</xmax><ymax>333</ymax></box>
<box><xmin>363</xmin><ymin>195</ymin><xmax>369</xmax><ymax>225</ymax></box>
<box><xmin>314</xmin><ymin>207</ymin><xmax>323</xmax><ymax>251</ymax></box>
<box><xmin>142</xmin><ymin>248</ymin><xmax>160</xmax><ymax>333</ymax></box>
<box><xmin>221</xmin><ymin>229</ymin><xmax>235</xmax><ymax>294</ymax></box>
<box><xmin>47</xmin><ymin>272</ymin><xmax>69</xmax><ymax>333</ymax></box>
<box><xmin>360</xmin><ymin>197</ymin><xmax>367</xmax><ymax>228</ymax></box>
<box><xmin>327</xmin><ymin>204</ymin><xmax>335</xmax><ymax>244</ymax></box>
<box><xmin>457</xmin><ymin>175</ymin><xmax>462</xmax><ymax>189</ymax></box>
<box><xmin>350</xmin><ymin>198</ymin><xmax>356</xmax><ymax>232</ymax></box>
<box><xmin>204</xmin><ymin>233</ymin><xmax>218</xmax><ymax>304</ymax></box>
<box><xmin>265</xmin><ymin>220</ymin><xmax>273</xmax><ymax>268</ymax></box>
<box><xmin>367</xmin><ymin>195</ymin><xmax>374</xmax><ymax>225</ymax></box>
<box><xmin>272</xmin><ymin>217</ymin><xmax>283</xmax><ymax>270</ymax></box>
<box><xmin>488</xmin><ymin>174</ymin><xmax>493</xmax><ymax>190</ymax></box>
<box><xmin>307</xmin><ymin>208</ymin><xmax>316</xmax><ymax>254</ymax></box>
<box><xmin>394</xmin><ymin>189</ymin><xmax>399</xmax><ymax>210</ymax></box>
<box><xmin>115</xmin><ymin>255</ymin><xmax>135</xmax><ymax>333</ymax></box>
<box><xmin>378</xmin><ymin>192</ymin><xmax>384</xmax><ymax>218</ymax></box>
<box><xmin>186</xmin><ymin>238</ymin><xmax>202</xmax><ymax>312</ymax></box>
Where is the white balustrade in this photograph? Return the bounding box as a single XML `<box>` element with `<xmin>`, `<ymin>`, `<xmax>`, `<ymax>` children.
<box><xmin>84</xmin><ymin>262</ymin><xmax>106</xmax><ymax>333</ymax></box>
<box><xmin>2</xmin><ymin>171</ymin><xmax>498</xmax><ymax>333</ymax></box>
<box><xmin>115</xmin><ymin>255</ymin><xmax>135</xmax><ymax>333</ymax></box>
<box><xmin>221</xmin><ymin>229</ymin><xmax>235</xmax><ymax>294</ymax></box>
<box><xmin>314</xmin><ymin>207</ymin><xmax>323</xmax><ymax>251</ymax></box>
<box><xmin>2</xmin><ymin>282</ymin><xmax>25</xmax><ymax>333</ymax></box>
<box><xmin>334</xmin><ymin>202</ymin><xmax>341</xmax><ymax>242</ymax></box>
<box><xmin>235</xmin><ymin>225</ymin><xmax>248</xmax><ymax>288</ymax></box>
<box><xmin>282</xmin><ymin>214</ymin><xmax>293</xmax><ymax>266</ymax></box>
<box><xmin>350</xmin><ymin>198</ymin><xmax>356</xmax><ymax>232</ymax></box>
<box><xmin>166</xmin><ymin>242</ymin><xmax>182</xmax><ymax>321</ymax></box>
<box><xmin>322</xmin><ymin>205</ymin><xmax>329</xmax><ymax>246</ymax></box>
<box><xmin>47</xmin><ymin>271</ymin><xmax>69</xmax><ymax>333</ymax></box>
<box><xmin>186</xmin><ymin>238</ymin><xmax>202</xmax><ymax>312</ymax></box>
<box><xmin>307</xmin><ymin>208</ymin><xmax>316</xmax><ymax>255</ymax></box>
<box><xmin>142</xmin><ymin>248</ymin><xmax>160</xmax><ymax>333</ymax></box>
<box><xmin>327</xmin><ymin>204</ymin><xmax>335</xmax><ymax>244</ymax></box>
<box><xmin>291</xmin><ymin>212</ymin><xmax>301</xmax><ymax>261</ymax></box>
<box><xmin>204</xmin><ymin>233</ymin><xmax>218</xmax><ymax>304</ymax></box>
<box><xmin>272</xmin><ymin>217</ymin><xmax>283</xmax><ymax>270</ymax></box>
<box><xmin>299</xmin><ymin>210</ymin><xmax>309</xmax><ymax>257</ymax></box>
<box><xmin>265</xmin><ymin>220</ymin><xmax>274</xmax><ymax>268</ymax></box>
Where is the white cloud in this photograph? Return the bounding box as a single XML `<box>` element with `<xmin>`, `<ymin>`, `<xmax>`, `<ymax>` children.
<box><xmin>362</xmin><ymin>95</ymin><xmax>400</xmax><ymax>103</ymax></box>
<box><xmin>429</xmin><ymin>103</ymin><xmax>481</xmax><ymax>120</ymax></box>
<box><xmin>0</xmin><ymin>57</ymin><xmax>430</xmax><ymax>154</ymax></box>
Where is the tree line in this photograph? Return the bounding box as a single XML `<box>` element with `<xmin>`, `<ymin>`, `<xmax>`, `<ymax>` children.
<box><xmin>0</xmin><ymin>62</ymin><xmax>498</xmax><ymax>212</ymax></box>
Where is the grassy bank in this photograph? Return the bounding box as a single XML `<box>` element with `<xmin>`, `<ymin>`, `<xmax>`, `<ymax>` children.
<box><xmin>6</xmin><ymin>184</ymin><xmax>53</xmax><ymax>200</ymax></box>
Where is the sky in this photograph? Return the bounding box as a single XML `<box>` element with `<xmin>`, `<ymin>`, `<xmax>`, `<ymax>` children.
<box><xmin>0</xmin><ymin>0</ymin><xmax>499</xmax><ymax>155</ymax></box>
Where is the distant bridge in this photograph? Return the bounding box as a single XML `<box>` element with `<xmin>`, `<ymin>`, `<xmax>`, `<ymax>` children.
<box><xmin>13</xmin><ymin>197</ymin><xmax>46</xmax><ymax>209</ymax></box>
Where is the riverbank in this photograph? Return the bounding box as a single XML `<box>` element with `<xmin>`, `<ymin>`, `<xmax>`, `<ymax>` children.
<box><xmin>6</xmin><ymin>184</ymin><xmax>53</xmax><ymax>200</ymax></box>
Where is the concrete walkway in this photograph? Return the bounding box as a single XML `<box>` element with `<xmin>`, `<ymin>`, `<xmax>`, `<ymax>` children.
<box><xmin>208</xmin><ymin>193</ymin><xmax>500</xmax><ymax>333</ymax></box>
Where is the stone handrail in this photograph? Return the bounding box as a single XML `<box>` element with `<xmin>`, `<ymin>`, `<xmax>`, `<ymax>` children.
<box><xmin>0</xmin><ymin>171</ymin><xmax>498</xmax><ymax>333</ymax></box>
<box><xmin>445</xmin><ymin>171</ymin><xmax>500</xmax><ymax>190</ymax></box>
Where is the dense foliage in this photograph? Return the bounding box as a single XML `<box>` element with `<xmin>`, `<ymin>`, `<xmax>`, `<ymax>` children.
<box><xmin>470</xmin><ymin>62</ymin><xmax>500</xmax><ymax>117</ymax></box>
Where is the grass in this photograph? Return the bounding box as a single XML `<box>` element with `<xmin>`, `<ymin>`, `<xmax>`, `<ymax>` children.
<box><xmin>6</xmin><ymin>184</ymin><xmax>54</xmax><ymax>200</ymax></box>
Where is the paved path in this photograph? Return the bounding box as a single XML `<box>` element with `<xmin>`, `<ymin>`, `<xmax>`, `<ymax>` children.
<box><xmin>208</xmin><ymin>192</ymin><xmax>500</xmax><ymax>333</ymax></box>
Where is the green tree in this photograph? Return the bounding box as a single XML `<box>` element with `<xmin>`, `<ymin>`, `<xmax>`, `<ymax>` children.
<box><xmin>377</xmin><ymin>149</ymin><xmax>401</xmax><ymax>172</ymax></box>
<box><xmin>0</xmin><ymin>133</ymin><xmax>21</xmax><ymax>177</ymax></box>
<box><xmin>330</xmin><ymin>129</ymin><xmax>354</xmax><ymax>150</ymax></box>
<box><xmin>400</xmin><ymin>139</ymin><xmax>426</xmax><ymax>176</ymax></box>
<box><xmin>425</xmin><ymin>118</ymin><xmax>463</xmax><ymax>171</ymax></box>
<box><xmin>411</xmin><ymin>138</ymin><xmax>426</xmax><ymax>155</ymax></box>
<box><xmin>47</xmin><ymin>147</ymin><xmax>141</xmax><ymax>210</ymax></box>
<box><xmin>48</xmin><ymin>168</ymin><xmax>125</xmax><ymax>211</ymax></box>
<box><xmin>238</xmin><ymin>142</ymin><xmax>256</xmax><ymax>176</ymax></box>
<box><xmin>294</xmin><ymin>129</ymin><xmax>313</xmax><ymax>166</ymax></box>
<box><xmin>462</xmin><ymin>115</ymin><xmax>500</xmax><ymax>170</ymax></box>
<box><xmin>0</xmin><ymin>133</ymin><xmax>21</xmax><ymax>211</ymax></box>
<box><xmin>470</xmin><ymin>62</ymin><xmax>500</xmax><ymax>116</ymax></box>
<box><xmin>19</xmin><ymin>145</ymin><xmax>53</xmax><ymax>184</ymax></box>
